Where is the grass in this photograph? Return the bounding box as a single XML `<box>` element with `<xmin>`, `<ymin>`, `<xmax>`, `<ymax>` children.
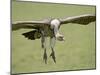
<box><xmin>12</xmin><ymin>1</ymin><xmax>96</xmax><ymax>74</ymax></box>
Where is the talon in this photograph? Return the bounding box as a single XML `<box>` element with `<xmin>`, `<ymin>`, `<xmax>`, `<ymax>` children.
<box><xmin>50</xmin><ymin>51</ymin><xmax>56</xmax><ymax>63</ymax></box>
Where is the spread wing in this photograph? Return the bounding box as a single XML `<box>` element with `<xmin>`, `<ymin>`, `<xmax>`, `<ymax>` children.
<box><xmin>12</xmin><ymin>19</ymin><xmax>50</xmax><ymax>30</ymax></box>
<box><xmin>60</xmin><ymin>14</ymin><xmax>96</xmax><ymax>25</ymax></box>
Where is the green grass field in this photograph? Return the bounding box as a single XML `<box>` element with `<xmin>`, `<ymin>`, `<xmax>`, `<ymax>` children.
<box><xmin>12</xmin><ymin>1</ymin><xmax>96</xmax><ymax>74</ymax></box>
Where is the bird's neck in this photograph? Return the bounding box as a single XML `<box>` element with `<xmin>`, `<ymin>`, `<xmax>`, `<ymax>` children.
<box><xmin>53</xmin><ymin>25</ymin><xmax>61</xmax><ymax>38</ymax></box>
<box><xmin>50</xmin><ymin>19</ymin><xmax>61</xmax><ymax>38</ymax></box>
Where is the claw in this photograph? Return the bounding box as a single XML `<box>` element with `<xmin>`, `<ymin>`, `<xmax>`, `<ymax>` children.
<box><xmin>50</xmin><ymin>51</ymin><xmax>56</xmax><ymax>63</ymax></box>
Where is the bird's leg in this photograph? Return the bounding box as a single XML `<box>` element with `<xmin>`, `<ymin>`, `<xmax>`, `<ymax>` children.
<box><xmin>43</xmin><ymin>38</ymin><xmax>47</xmax><ymax>64</ymax></box>
<box><xmin>43</xmin><ymin>48</ymin><xmax>47</xmax><ymax>64</ymax></box>
<box><xmin>50</xmin><ymin>37</ymin><xmax>56</xmax><ymax>63</ymax></box>
<box><xmin>41</xmin><ymin>30</ymin><xmax>47</xmax><ymax>64</ymax></box>
<box><xmin>50</xmin><ymin>47</ymin><xmax>56</xmax><ymax>63</ymax></box>
<box><xmin>41</xmin><ymin>35</ymin><xmax>45</xmax><ymax>49</ymax></box>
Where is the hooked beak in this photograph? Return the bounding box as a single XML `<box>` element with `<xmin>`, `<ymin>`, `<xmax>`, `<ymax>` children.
<box><xmin>56</xmin><ymin>33</ymin><xmax>65</xmax><ymax>41</ymax></box>
<box><xmin>62</xmin><ymin>37</ymin><xmax>65</xmax><ymax>41</ymax></box>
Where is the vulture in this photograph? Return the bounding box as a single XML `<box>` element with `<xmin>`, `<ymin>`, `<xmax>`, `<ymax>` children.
<box><xmin>12</xmin><ymin>14</ymin><xmax>96</xmax><ymax>64</ymax></box>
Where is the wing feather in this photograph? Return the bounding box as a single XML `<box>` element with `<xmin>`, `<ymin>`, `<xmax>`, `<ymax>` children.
<box><xmin>12</xmin><ymin>20</ymin><xmax>50</xmax><ymax>30</ymax></box>
<box><xmin>60</xmin><ymin>14</ymin><xmax>96</xmax><ymax>25</ymax></box>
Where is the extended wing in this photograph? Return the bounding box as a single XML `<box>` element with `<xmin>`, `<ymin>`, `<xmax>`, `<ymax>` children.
<box><xmin>60</xmin><ymin>14</ymin><xmax>96</xmax><ymax>25</ymax></box>
<box><xmin>12</xmin><ymin>19</ymin><xmax>50</xmax><ymax>30</ymax></box>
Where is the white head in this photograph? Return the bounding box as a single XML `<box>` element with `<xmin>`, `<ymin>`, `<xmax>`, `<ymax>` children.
<box><xmin>50</xmin><ymin>19</ymin><xmax>60</xmax><ymax>29</ymax></box>
<box><xmin>50</xmin><ymin>19</ymin><xmax>65</xmax><ymax>41</ymax></box>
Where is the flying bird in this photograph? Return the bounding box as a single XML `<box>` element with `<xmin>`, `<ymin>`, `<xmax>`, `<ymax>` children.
<box><xmin>12</xmin><ymin>14</ymin><xmax>96</xmax><ymax>64</ymax></box>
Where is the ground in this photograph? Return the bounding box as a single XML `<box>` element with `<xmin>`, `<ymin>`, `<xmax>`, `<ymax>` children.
<box><xmin>12</xmin><ymin>1</ymin><xmax>96</xmax><ymax>74</ymax></box>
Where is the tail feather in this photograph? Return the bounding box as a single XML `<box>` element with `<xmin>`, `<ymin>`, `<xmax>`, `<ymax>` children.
<box><xmin>22</xmin><ymin>30</ymin><xmax>41</xmax><ymax>40</ymax></box>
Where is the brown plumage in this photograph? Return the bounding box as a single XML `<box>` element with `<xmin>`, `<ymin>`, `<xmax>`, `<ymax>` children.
<box><xmin>12</xmin><ymin>14</ymin><xmax>96</xmax><ymax>64</ymax></box>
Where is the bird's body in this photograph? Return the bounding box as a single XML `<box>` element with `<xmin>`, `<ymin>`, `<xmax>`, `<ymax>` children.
<box><xmin>12</xmin><ymin>14</ymin><xmax>96</xmax><ymax>64</ymax></box>
<box><xmin>22</xmin><ymin>18</ymin><xmax>64</xmax><ymax>41</ymax></box>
